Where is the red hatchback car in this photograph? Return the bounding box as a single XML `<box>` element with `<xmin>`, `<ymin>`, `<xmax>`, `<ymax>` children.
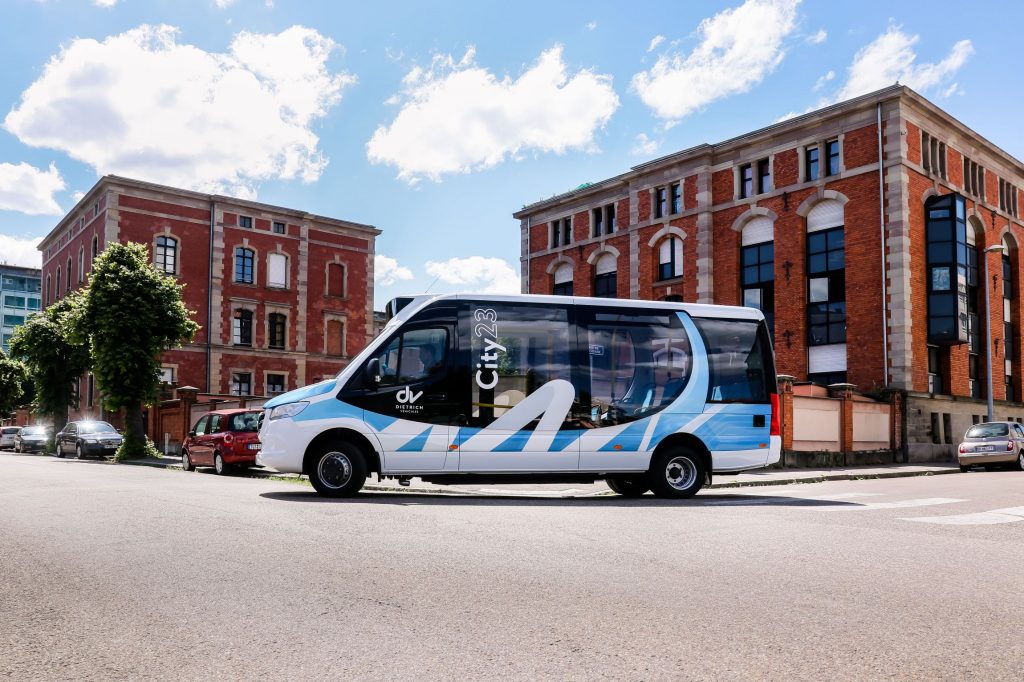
<box><xmin>182</xmin><ymin>409</ymin><xmax>262</xmax><ymax>475</ymax></box>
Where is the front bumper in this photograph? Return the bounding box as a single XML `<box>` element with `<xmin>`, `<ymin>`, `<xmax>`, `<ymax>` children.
<box><xmin>18</xmin><ymin>440</ymin><xmax>47</xmax><ymax>452</ymax></box>
<box><xmin>82</xmin><ymin>441</ymin><xmax>121</xmax><ymax>456</ymax></box>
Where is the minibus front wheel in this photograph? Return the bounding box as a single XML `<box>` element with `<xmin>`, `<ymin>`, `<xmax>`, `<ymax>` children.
<box><xmin>648</xmin><ymin>447</ymin><xmax>706</xmax><ymax>499</ymax></box>
<box><xmin>307</xmin><ymin>441</ymin><xmax>367</xmax><ymax>497</ymax></box>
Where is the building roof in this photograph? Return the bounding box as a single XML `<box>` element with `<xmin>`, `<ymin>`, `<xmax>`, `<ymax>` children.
<box><xmin>38</xmin><ymin>175</ymin><xmax>381</xmax><ymax>252</ymax></box>
<box><xmin>0</xmin><ymin>264</ymin><xmax>42</xmax><ymax>277</ymax></box>
<box><xmin>513</xmin><ymin>85</ymin><xmax>1024</xmax><ymax>218</ymax></box>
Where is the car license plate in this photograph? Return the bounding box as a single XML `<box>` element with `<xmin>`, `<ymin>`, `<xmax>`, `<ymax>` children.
<box><xmin>981</xmin><ymin>446</ymin><xmax>994</xmax><ymax>451</ymax></box>
<box><xmin>247</xmin><ymin>444</ymin><xmax>261</xmax><ymax>450</ymax></box>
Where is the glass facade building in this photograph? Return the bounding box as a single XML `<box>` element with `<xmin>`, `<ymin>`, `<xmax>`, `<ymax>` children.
<box><xmin>0</xmin><ymin>265</ymin><xmax>42</xmax><ymax>354</ymax></box>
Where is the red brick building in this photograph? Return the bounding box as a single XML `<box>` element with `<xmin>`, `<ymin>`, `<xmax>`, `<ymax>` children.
<box><xmin>40</xmin><ymin>175</ymin><xmax>379</xmax><ymax>412</ymax></box>
<box><xmin>515</xmin><ymin>86</ymin><xmax>1024</xmax><ymax>461</ymax></box>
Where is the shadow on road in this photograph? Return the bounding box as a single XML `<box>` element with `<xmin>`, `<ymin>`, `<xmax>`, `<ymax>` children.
<box><xmin>258</xmin><ymin>490</ymin><xmax>860</xmax><ymax>508</ymax></box>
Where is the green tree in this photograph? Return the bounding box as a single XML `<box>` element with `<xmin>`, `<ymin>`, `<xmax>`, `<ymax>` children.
<box><xmin>0</xmin><ymin>349</ymin><xmax>28</xmax><ymax>417</ymax></box>
<box><xmin>76</xmin><ymin>242</ymin><xmax>199</xmax><ymax>460</ymax></box>
<box><xmin>8</xmin><ymin>297</ymin><xmax>91</xmax><ymax>441</ymax></box>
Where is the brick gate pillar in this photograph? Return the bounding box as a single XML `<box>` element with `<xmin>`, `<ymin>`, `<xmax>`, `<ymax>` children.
<box><xmin>777</xmin><ymin>375</ymin><xmax>795</xmax><ymax>454</ymax></box>
<box><xmin>828</xmin><ymin>383</ymin><xmax>857</xmax><ymax>455</ymax></box>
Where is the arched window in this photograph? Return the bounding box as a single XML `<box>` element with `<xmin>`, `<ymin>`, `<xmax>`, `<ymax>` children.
<box><xmin>155</xmin><ymin>236</ymin><xmax>178</xmax><ymax>275</ymax></box>
<box><xmin>268</xmin><ymin>312</ymin><xmax>287</xmax><ymax>350</ymax></box>
<box><xmin>77</xmin><ymin>247</ymin><xmax>85</xmax><ymax>283</ymax></box>
<box><xmin>267</xmin><ymin>253</ymin><xmax>288</xmax><ymax>288</ymax></box>
<box><xmin>56</xmin><ymin>267</ymin><xmax>62</xmax><ymax>298</ymax></box>
<box><xmin>806</xmin><ymin>199</ymin><xmax>846</xmax><ymax>385</ymax></box>
<box><xmin>552</xmin><ymin>263</ymin><xmax>573</xmax><ymax>296</ymax></box>
<box><xmin>657</xmin><ymin>237</ymin><xmax>683</xmax><ymax>281</ymax></box>
<box><xmin>1003</xmin><ymin>234</ymin><xmax>1017</xmax><ymax>401</ymax></box>
<box><xmin>593</xmin><ymin>253</ymin><xmax>617</xmax><ymax>299</ymax></box>
<box><xmin>233</xmin><ymin>309</ymin><xmax>253</xmax><ymax>346</ymax></box>
<box><xmin>45</xmin><ymin>275</ymin><xmax>51</xmax><ymax>306</ymax></box>
<box><xmin>327</xmin><ymin>262</ymin><xmax>345</xmax><ymax>297</ymax></box>
<box><xmin>234</xmin><ymin>247</ymin><xmax>255</xmax><ymax>284</ymax></box>
<box><xmin>91</xmin><ymin>235</ymin><xmax>99</xmax><ymax>260</ymax></box>
<box><xmin>66</xmin><ymin>257</ymin><xmax>72</xmax><ymax>293</ymax></box>
<box><xmin>741</xmin><ymin>216</ymin><xmax>774</xmax><ymax>334</ymax></box>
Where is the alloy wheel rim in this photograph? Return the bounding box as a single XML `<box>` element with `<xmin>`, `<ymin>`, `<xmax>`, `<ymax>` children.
<box><xmin>318</xmin><ymin>452</ymin><xmax>353</xmax><ymax>489</ymax></box>
<box><xmin>182</xmin><ymin>452</ymin><xmax>189</xmax><ymax>469</ymax></box>
<box><xmin>665</xmin><ymin>456</ymin><xmax>698</xmax><ymax>491</ymax></box>
<box><xmin>215</xmin><ymin>455</ymin><xmax>224</xmax><ymax>474</ymax></box>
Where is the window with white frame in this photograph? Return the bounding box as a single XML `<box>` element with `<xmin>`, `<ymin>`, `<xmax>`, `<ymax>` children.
<box><xmin>267</xmin><ymin>253</ymin><xmax>287</xmax><ymax>288</ymax></box>
<box><xmin>231</xmin><ymin>372</ymin><xmax>252</xmax><ymax>396</ymax></box>
<box><xmin>233</xmin><ymin>309</ymin><xmax>253</xmax><ymax>346</ymax></box>
<box><xmin>155</xmin><ymin>236</ymin><xmax>178</xmax><ymax>275</ymax></box>
<box><xmin>657</xmin><ymin>237</ymin><xmax>683</xmax><ymax>281</ymax></box>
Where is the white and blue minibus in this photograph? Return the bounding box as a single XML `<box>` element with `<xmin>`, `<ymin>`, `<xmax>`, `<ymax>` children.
<box><xmin>258</xmin><ymin>293</ymin><xmax>780</xmax><ymax>498</ymax></box>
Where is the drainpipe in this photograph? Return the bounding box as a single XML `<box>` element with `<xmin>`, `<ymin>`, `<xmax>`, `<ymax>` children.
<box><xmin>877</xmin><ymin>102</ymin><xmax>890</xmax><ymax>386</ymax></box>
<box><xmin>206</xmin><ymin>199</ymin><xmax>215</xmax><ymax>393</ymax></box>
<box><xmin>525</xmin><ymin>215</ymin><xmax>531</xmax><ymax>294</ymax></box>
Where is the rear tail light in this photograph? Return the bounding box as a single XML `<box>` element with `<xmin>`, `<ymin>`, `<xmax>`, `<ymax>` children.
<box><xmin>959</xmin><ymin>444</ymin><xmax>967</xmax><ymax>453</ymax></box>
<box><xmin>769</xmin><ymin>393</ymin><xmax>781</xmax><ymax>437</ymax></box>
<box><xmin>1009</xmin><ymin>441</ymin><xmax>1015</xmax><ymax>452</ymax></box>
<box><xmin>223</xmin><ymin>433</ymin><xmax>235</xmax><ymax>445</ymax></box>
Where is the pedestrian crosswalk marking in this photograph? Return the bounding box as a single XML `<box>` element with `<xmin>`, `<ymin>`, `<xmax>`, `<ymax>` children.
<box><xmin>810</xmin><ymin>497</ymin><xmax>966</xmax><ymax>512</ymax></box>
<box><xmin>903</xmin><ymin>506</ymin><xmax>1024</xmax><ymax>526</ymax></box>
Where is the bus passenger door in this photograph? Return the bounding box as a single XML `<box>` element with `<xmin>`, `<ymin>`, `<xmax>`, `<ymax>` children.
<box><xmin>457</xmin><ymin>302</ymin><xmax>580</xmax><ymax>472</ymax></box>
<box><xmin>342</xmin><ymin>323</ymin><xmax>459</xmax><ymax>473</ymax></box>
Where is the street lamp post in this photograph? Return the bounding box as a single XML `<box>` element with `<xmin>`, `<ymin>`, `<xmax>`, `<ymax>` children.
<box><xmin>983</xmin><ymin>243</ymin><xmax>1007</xmax><ymax>423</ymax></box>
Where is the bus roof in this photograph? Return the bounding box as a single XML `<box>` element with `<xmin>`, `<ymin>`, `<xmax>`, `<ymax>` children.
<box><xmin>386</xmin><ymin>293</ymin><xmax>765</xmax><ymax>321</ymax></box>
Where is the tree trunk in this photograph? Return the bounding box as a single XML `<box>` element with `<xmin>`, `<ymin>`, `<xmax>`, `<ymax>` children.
<box><xmin>125</xmin><ymin>402</ymin><xmax>145</xmax><ymax>445</ymax></box>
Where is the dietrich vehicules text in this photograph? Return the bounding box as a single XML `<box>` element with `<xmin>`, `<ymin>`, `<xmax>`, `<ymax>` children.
<box><xmin>258</xmin><ymin>293</ymin><xmax>780</xmax><ymax>498</ymax></box>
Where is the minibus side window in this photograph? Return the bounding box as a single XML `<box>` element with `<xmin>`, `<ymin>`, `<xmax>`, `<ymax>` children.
<box><xmin>586</xmin><ymin>310</ymin><xmax>692</xmax><ymax>426</ymax></box>
<box><xmin>466</xmin><ymin>304</ymin><xmax>573</xmax><ymax>428</ymax></box>
<box><xmin>693</xmin><ymin>318</ymin><xmax>770</xmax><ymax>403</ymax></box>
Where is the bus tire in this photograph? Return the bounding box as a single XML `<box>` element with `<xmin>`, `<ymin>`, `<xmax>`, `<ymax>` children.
<box><xmin>648</xmin><ymin>447</ymin><xmax>706</xmax><ymax>499</ymax></box>
<box><xmin>307</xmin><ymin>441</ymin><xmax>367</xmax><ymax>498</ymax></box>
<box><xmin>606</xmin><ymin>475</ymin><xmax>649</xmax><ymax>497</ymax></box>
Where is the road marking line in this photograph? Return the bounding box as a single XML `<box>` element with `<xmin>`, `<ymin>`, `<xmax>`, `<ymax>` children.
<box><xmin>810</xmin><ymin>497</ymin><xmax>966</xmax><ymax>512</ymax></box>
<box><xmin>903</xmin><ymin>506</ymin><xmax>1024</xmax><ymax>525</ymax></box>
<box><xmin>705</xmin><ymin>492</ymin><xmax>882</xmax><ymax>506</ymax></box>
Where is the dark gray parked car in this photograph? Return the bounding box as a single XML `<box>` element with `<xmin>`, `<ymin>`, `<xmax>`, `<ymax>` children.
<box><xmin>14</xmin><ymin>425</ymin><xmax>50</xmax><ymax>453</ymax></box>
<box><xmin>958</xmin><ymin>421</ymin><xmax>1024</xmax><ymax>471</ymax></box>
<box><xmin>55</xmin><ymin>421</ymin><xmax>123</xmax><ymax>459</ymax></box>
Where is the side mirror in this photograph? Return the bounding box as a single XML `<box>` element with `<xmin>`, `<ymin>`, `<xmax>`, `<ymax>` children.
<box><xmin>365</xmin><ymin>358</ymin><xmax>382</xmax><ymax>388</ymax></box>
<box><xmin>188</xmin><ymin>430</ymin><xmax>196</xmax><ymax>438</ymax></box>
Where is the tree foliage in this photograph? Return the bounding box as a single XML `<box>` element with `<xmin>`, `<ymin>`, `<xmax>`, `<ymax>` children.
<box><xmin>0</xmin><ymin>349</ymin><xmax>28</xmax><ymax>417</ymax></box>
<box><xmin>8</xmin><ymin>296</ymin><xmax>91</xmax><ymax>438</ymax></box>
<box><xmin>76</xmin><ymin>242</ymin><xmax>199</xmax><ymax>459</ymax></box>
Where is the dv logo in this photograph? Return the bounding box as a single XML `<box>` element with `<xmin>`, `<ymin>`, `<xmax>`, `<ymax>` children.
<box><xmin>396</xmin><ymin>386</ymin><xmax>423</xmax><ymax>404</ymax></box>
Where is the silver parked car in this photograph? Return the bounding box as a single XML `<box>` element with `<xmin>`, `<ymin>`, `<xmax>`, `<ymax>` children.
<box><xmin>0</xmin><ymin>426</ymin><xmax>20</xmax><ymax>450</ymax></box>
<box><xmin>958</xmin><ymin>421</ymin><xmax>1024</xmax><ymax>472</ymax></box>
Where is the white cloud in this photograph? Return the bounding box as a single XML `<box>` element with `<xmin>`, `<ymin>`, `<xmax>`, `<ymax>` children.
<box><xmin>4</xmin><ymin>24</ymin><xmax>355</xmax><ymax>199</ymax></box>
<box><xmin>0</xmin><ymin>162</ymin><xmax>65</xmax><ymax>215</ymax></box>
<box><xmin>374</xmin><ymin>254</ymin><xmax>414</xmax><ymax>286</ymax></box>
<box><xmin>807</xmin><ymin>29</ymin><xmax>827</xmax><ymax>44</ymax></box>
<box><xmin>631</xmin><ymin>0</ymin><xmax>799</xmax><ymax>123</ymax></box>
<box><xmin>93</xmin><ymin>0</ymin><xmax>118</xmax><ymax>7</ymax></box>
<box><xmin>834</xmin><ymin>26</ymin><xmax>973</xmax><ymax>102</ymax></box>
<box><xmin>631</xmin><ymin>133</ymin><xmax>658</xmax><ymax>156</ymax></box>
<box><xmin>0</xmin><ymin>235</ymin><xmax>43</xmax><ymax>268</ymax></box>
<box><xmin>586</xmin><ymin>21</ymin><xmax>598</xmax><ymax>31</ymax></box>
<box><xmin>424</xmin><ymin>256</ymin><xmax>520</xmax><ymax>295</ymax></box>
<box><xmin>215</xmin><ymin>0</ymin><xmax>236</xmax><ymax>8</ymax></box>
<box><xmin>813</xmin><ymin>69</ymin><xmax>835</xmax><ymax>91</ymax></box>
<box><xmin>71</xmin><ymin>190</ymin><xmax>86</xmax><ymax>203</ymax></box>
<box><xmin>367</xmin><ymin>45</ymin><xmax>619</xmax><ymax>184</ymax></box>
<box><xmin>648</xmin><ymin>35</ymin><xmax>665</xmax><ymax>52</ymax></box>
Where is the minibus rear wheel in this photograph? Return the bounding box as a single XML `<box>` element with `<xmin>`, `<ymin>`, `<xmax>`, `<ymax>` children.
<box><xmin>648</xmin><ymin>447</ymin><xmax>706</xmax><ymax>499</ymax></box>
<box><xmin>307</xmin><ymin>441</ymin><xmax>367</xmax><ymax>497</ymax></box>
<box><xmin>605</xmin><ymin>475</ymin><xmax>649</xmax><ymax>497</ymax></box>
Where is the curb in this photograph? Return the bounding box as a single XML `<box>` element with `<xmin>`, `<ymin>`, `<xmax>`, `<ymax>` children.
<box><xmin>117</xmin><ymin>456</ymin><xmax>961</xmax><ymax>495</ymax></box>
<box><xmin>707</xmin><ymin>467</ymin><xmax>960</xmax><ymax>489</ymax></box>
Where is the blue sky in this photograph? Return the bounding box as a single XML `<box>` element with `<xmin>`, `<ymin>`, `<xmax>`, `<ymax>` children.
<box><xmin>0</xmin><ymin>0</ymin><xmax>1019</xmax><ymax>308</ymax></box>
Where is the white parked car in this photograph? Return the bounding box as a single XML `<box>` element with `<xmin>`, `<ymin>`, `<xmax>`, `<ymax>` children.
<box><xmin>958</xmin><ymin>421</ymin><xmax>1024</xmax><ymax>472</ymax></box>
<box><xmin>0</xmin><ymin>426</ymin><xmax>21</xmax><ymax>450</ymax></box>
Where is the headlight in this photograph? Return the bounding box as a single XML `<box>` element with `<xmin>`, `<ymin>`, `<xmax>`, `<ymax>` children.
<box><xmin>85</xmin><ymin>438</ymin><xmax>98</xmax><ymax>443</ymax></box>
<box><xmin>269</xmin><ymin>402</ymin><xmax>309</xmax><ymax>421</ymax></box>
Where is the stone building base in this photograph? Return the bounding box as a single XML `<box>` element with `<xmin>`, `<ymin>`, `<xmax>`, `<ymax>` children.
<box><xmin>904</xmin><ymin>392</ymin><xmax>1024</xmax><ymax>463</ymax></box>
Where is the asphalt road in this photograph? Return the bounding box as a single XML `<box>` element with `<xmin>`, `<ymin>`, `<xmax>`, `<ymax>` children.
<box><xmin>2</xmin><ymin>453</ymin><xmax>1023</xmax><ymax>681</ymax></box>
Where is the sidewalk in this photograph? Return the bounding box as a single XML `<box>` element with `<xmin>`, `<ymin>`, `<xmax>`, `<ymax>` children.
<box><xmin>120</xmin><ymin>454</ymin><xmax>960</xmax><ymax>496</ymax></box>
